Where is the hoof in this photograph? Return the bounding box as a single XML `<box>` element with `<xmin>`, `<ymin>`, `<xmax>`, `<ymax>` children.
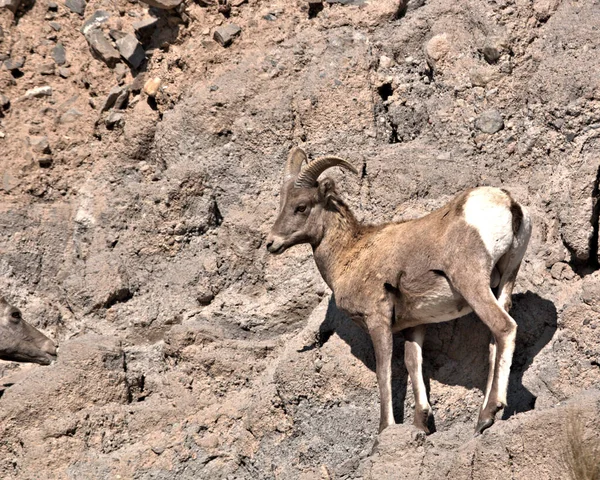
<box><xmin>413</xmin><ymin>409</ymin><xmax>435</xmax><ymax>435</ymax></box>
<box><xmin>474</xmin><ymin>417</ymin><xmax>494</xmax><ymax>435</ymax></box>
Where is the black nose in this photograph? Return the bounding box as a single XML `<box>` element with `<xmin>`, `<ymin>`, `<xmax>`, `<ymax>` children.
<box><xmin>266</xmin><ymin>240</ymin><xmax>273</xmax><ymax>251</ymax></box>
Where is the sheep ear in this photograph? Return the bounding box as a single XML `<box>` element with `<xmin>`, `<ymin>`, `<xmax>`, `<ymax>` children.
<box><xmin>318</xmin><ymin>178</ymin><xmax>336</xmax><ymax>203</ymax></box>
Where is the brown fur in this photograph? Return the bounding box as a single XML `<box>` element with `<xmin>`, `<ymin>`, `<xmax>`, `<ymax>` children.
<box><xmin>266</xmin><ymin>149</ymin><xmax>531</xmax><ymax>435</ymax></box>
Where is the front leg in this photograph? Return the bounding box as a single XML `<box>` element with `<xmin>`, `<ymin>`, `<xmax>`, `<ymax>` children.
<box><xmin>369</xmin><ymin>323</ymin><xmax>394</xmax><ymax>433</ymax></box>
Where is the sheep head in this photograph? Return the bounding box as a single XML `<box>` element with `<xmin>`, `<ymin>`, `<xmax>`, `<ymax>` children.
<box><xmin>266</xmin><ymin>147</ymin><xmax>357</xmax><ymax>254</ymax></box>
<box><xmin>0</xmin><ymin>297</ymin><xmax>57</xmax><ymax>365</ymax></box>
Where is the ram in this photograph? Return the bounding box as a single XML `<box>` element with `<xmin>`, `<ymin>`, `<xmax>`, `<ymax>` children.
<box><xmin>0</xmin><ymin>297</ymin><xmax>57</xmax><ymax>365</ymax></box>
<box><xmin>266</xmin><ymin>147</ymin><xmax>531</xmax><ymax>434</ymax></box>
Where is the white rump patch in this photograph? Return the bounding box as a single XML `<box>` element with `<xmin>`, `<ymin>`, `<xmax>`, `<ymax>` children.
<box><xmin>463</xmin><ymin>188</ymin><xmax>514</xmax><ymax>263</ymax></box>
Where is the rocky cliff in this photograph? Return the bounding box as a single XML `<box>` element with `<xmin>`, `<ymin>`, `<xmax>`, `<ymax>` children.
<box><xmin>0</xmin><ymin>0</ymin><xmax>599</xmax><ymax>478</ymax></box>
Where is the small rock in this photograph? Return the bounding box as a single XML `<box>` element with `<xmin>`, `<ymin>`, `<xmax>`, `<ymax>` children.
<box><xmin>143</xmin><ymin>77</ymin><xmax>161</xmax><ymax>97</ymax></box>
<box><xmin>38</xmin><ymin>155</ymin><xmax>53</xmax><ymax>168</ymax></box>
<box><xmin>85</xmin><ymin>29</ymin><xmax>120</xmax><ymax>68</ymax></box>
<box><xmin>482</xmin><ymin>44</ymin><xmax>501</xmax><ymax>64</ymax></box>
<box><xmin>29</xmin><ymin>136</ymin><xmax>51</xmax><ymax>154</ymax></box>
<box><xmin>49</xmin><ymin>21</ymin><xmax>62</xmax><ymax>31</ymax></box>
<box><xmin>130</xmin><ymin>72</ymin><xmax>146</xmax><ymax>93</ymax></box>
<box><xmin>138</xmin><ymin>0</ymin><xmax>182</xmax><ymax>10</ymax></box>
<box><xmin>58</xmin><ymin>67</ymin><xmax>70</xmax><ymax>78</ymax></box>
<box><xmin>116</xmin><ymin>34</ymin><xmax>145</xmax><ymax>69</ymax></box>
<box><xmin>3</xmin><ymin>57</ymin><xmax>25</xmax><ymax>71</ymax></box>
<box><xmin>113</xmin><ymin>87</ymin><xmax>129</xmax><ymax>109</ymax></box>
<box><xmin>105</xmin><ymin>111</ymin><xmax>124</xmax><ymax>129</ymax></box>
<box><xmin>24</xmin><ymin>86</ymin><xmax>53</xmax><ymax>98</ymax></box>
<box><xmin>52</xmin><ymin>43</ymin><xmax>66</xmax><ymax>65</ymax></box>
<box><xmin>197</xmin><ymin>292</ymin><xmax>214</xmax><ymax>305</ymax></box>
<box><xmin>48</xmin><ymin>1</ymin><xmax>58</xmax><ymax>10</ymax></box>
<box><xmin>379</xmin><ymin>55</ymin><xmax>394</xmax><ymax>69</ymax></box>
<box><xmin>425</xmin><ymin>33</ymin><xmax>450</xmax><ymax>62</ymax></box>
<box><xmin>59</xmin><ymin>108</ymin><xmax>83</xmax><ymax>124</ymax></box>
<box><xmin>81</xmin><ymin>10</ymin><xmax>110</xmax><ymax>36</ymax></box>
<box><xmin>65</xmin><ymin>0</ymin><xmax>86</xmax><ymax>15</ymax></box>
<box><xmin>132</xmin><ymin>18</ymin><xmax>159</xmax><ymax>44</ymax></box>
<box><xmin>114</xmin><ymin>62</ymin><xmax>128</xmax><ymax>81</ymax></box>
<box><xmin>38</xmin><ymin>62</ymin><xmax>55</xmax><ymax>75</ymax></box>
<box><xmin>475</xmin><ymin>110</ymin><xmax>504</xmax><ymax>134</ymax></box>
<box><xmin>213</xmin><ymin>24</ymin><xmax>241</xmax><ymax>47</ymax></box>
<box><xmin>102</xmin><ymin>85</ymin><xmax>128</xmax><ymax>112</ymax></box>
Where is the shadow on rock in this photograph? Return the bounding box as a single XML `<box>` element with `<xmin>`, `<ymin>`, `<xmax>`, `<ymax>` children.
<box><xmin>320</xmin><ymin>291</ymin><xmax>557</xmax><ymax>426</ymax></box>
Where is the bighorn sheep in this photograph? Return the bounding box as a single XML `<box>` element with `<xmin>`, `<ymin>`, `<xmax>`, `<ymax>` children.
<box><xmin>0</xmin><ymin>297</ymin><xmax>57</xmax><ymax>365</ymax></box>
<box><xmin>266</xmin><ymin>147</ymin><xmax>531</xmax><ymax>434</ymax></box>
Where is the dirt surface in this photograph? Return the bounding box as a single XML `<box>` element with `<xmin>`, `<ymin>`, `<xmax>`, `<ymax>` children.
<box><xmin>1</xmin><ymin>0</ymin><xmax>599</xmax><ymax>478</ymax></box>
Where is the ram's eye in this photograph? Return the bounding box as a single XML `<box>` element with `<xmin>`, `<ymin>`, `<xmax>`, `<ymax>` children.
<box><xmin>295</xmin><ymin>205</ymin><xmax>307</xmax><ymax>214</ymax></box>
<box><xmin>10</xmin><ymin>311</ymin><xmax>21</xmax><ymax>322</ymax></box>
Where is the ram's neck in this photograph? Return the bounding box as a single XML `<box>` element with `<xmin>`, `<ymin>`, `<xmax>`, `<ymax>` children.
<box><xmin>312</xmin><ymin>198</ymin><xmax>362</xmax><ymax>290</ymax></box>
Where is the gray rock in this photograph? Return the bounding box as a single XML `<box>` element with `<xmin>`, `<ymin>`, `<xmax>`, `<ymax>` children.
<box><xmin>213</xmin><ymin>24</ymin><xmax>242</xmax><ymax>47</ymax></box>
<box><xmin>38</xmin><ymin>62</ymin><xmax>55</xmax><ymax>75</ymax></box>
<box><xmin>113</xmin><ymin>88</ymin><xmax>129</xmax><ymax>110</ymax></box>
<box><xmin>474</xmin><ymin>110</ymin><xmax>504</xmax><ymax>134</ymax></box>
<box><xmin>81</xmin><ymin>10</ymin><xmax>109</xmax><ymax>36</ymax></box>
<box><xmin>49</xmin><ymin>21</ymin><xmax>62</xmax><ymax>31</ymax></box>
<box><xmin>58</xmin><ymin>67</ymin><xmax>70</xmax><ymax>78</ymax></box>
<box><xmin>85</xmin><ymin>29</ymin><xmax>120</xmax><ymax>68</ymax></box>
<box><xmin>52</xmin><ymin>43</ymin><xmax>66</xmax><ymax>65</ymax></box>
<box><xmin>65</xmin><ymin>0</ymin><xmax>86</xmax><ymax>15</ymax></box>
<box><xmin>138</xmin><ymin>0</ymin><xmax>182</xmax><ymax>9</ymax></box>
<box><xmin>105</xmin><ymin>111</ymin><xmax>124</xmax><ymax>129</ymax></box>
<box><xmin>48</xmin><ymin>1</ymin><xmax>58</xmax><ymax>10</ymax></box>
<box><xmin>28</xmin><ymin>136</ymin><xmax>51</xmax><ymax>154</ymax></box>
<box><xmin>116</xmin><ymin>34</ymin><xmax>145</xmax><ymax>69</ymax></box>
<box><xmin>0</xmin><ymin>0</ymin><xmax>21</xmax><ymax>13</ymax></box>
<box><xmin>24</xmin><ymin>86</ymin><xmax>53</xmax><ymax>98</ymax></box>
<box><xmin>101</xmin><ymin>85</ymin><xmax>128</xmax><ymax>112</ymax></box>
<box><xmin>132</xmin><ymin>17</ymin><xmax>159</xmax><ymax>44</ymax></box>
<box><xmin>59</xmin><ymin>108</ymin><xmax>83</xmax><ymax>124</ymax></box>
<box><xmin>3</xmin><ymin>57</ymin><xmax>25</xmax><ymax>71</ymax></box>
<box><xmin>482</xmin><ymin>44</ymin><xmax>501</xmax><ymax>64</ymax></box>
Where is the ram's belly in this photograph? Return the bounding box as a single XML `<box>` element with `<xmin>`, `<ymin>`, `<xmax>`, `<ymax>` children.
<box><xmin>401</xmin><ymin>278</ymin><xmax>472</xmax><ymax>328</ymax></box>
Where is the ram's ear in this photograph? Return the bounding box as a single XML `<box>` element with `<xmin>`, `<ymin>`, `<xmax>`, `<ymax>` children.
<box><xmin>317</xmin><ymin>178</ymin><xmax>337</xmax><ymax>204</ymax></box>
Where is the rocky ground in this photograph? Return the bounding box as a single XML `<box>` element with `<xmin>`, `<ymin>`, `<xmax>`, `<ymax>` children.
<box><xmin>1</xmin><ymin>0</ymin><xmax>599</xmax><ymax>478</ymax></box>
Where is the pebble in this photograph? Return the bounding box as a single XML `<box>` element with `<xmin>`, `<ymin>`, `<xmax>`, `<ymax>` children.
<box><xmin>482</xmin><ymin>44</ymin><xmax>501</xmax><ymax>64</ymax></box>
<box><xmin>3</xmin><ymin>57</ymin><xmax>25</xmax><ymax>71</ymax></box>
<box><xmin>213</xmin><ymin>24</ymin><xmax>241</xmax><ymax>47</ymax></box>
<box><xmin>52</xmin><ymin>42</ymin><xmax>67</xmax><ymax>65</ymax></box>
<box><xmin>105</xmin><ymin>111</ymin><xmax>124</xmax><ymax>129</ymax></box>
<box><xmin>47</xmin><ymin>1</ymin><xmax>58</xmax><ymax>10</ymax></box>
<box><xmin>25</xmin><ymin>86</ymin><xmax>53</xmax><ymax>98</ymax></box>
<box><xmin>58</xmin><ymin>67</ymin><xmax>70</xmax><ymax>78</ymax></box>
<box><xmin>85</xmin><ymin>29</ymin><xmax>121</xmax><ymax>68</ymax></box>
<box><xmin>113</xmin><ymin>87</ymin><xmax>129</xmax><ymax>109</ymax></box>
<box><xmin>116</xmin><ymin>34</ymin><xmax>146</xmax><ymax>69</ymax></box>
<box><xmin>143</xmin><ymin>77</ymin><xmax>161</xmax><ymax>97</ymax></box>
<box><xmin>101</xmin><ymin>85</ymin><xmax>128</xmax><ymax>112</ymax></box>
<box><xmin>474</xmin><ymin>110</ymin><xmax>504</xmax><ymax>134</ymax></box>
<box><xmin>39</xmin><ymin>62</ymin><xmax>55</xmax><ymax>75</ymax></box>
<box><xmin>65</xmin><ymin>0</ymin><xmax>86</xmax><ymax>15</ymax></box>
<box><xmin>28</xmin><ymin>136</ymin><xmax>51</xmax><ymax>154</ymax></box>
<box><xmin>49</xmin><ymin>21</ymin><xmax>62</xmax><ymax>31</ymax></box>
<box><xmin>379</xmin><ymin>55</ymin><xmax>394</xmax><ymax>69</ymax></box>
<box><xmin>425</xmin><ymin>33</ymin><xmax>450</xmax><ymax>62</ymax></box>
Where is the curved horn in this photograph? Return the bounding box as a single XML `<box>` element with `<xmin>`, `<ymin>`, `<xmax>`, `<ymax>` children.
<box><xmin>294</xmin><ymin>156</ymin><xmax>358</xmax><ymax>188</ymax></box>
<box><xmin>283</xmin><ymin>147</ymin><xmax>308</xmax><ymax>183</ymax></box>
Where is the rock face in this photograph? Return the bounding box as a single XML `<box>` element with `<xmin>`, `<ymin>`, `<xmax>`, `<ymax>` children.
<box><xmin>1</xmin><ymin>0</ymin><xmax>600</xmax><ymax>478</ymax></box>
